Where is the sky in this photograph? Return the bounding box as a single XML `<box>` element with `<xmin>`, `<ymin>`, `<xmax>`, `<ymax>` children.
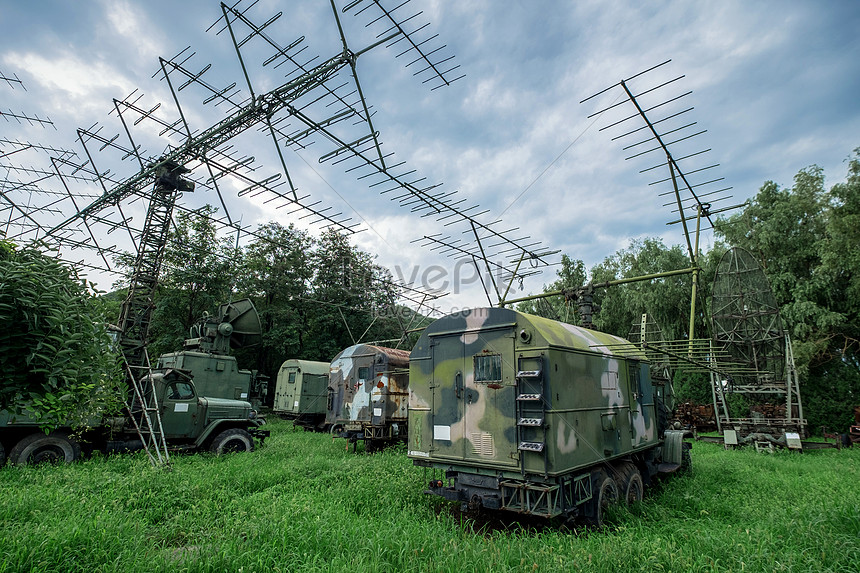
<box><xmin>2</xmin><ymin>0</ymin><xmax>859</xmax><ymax>317</ymax></box>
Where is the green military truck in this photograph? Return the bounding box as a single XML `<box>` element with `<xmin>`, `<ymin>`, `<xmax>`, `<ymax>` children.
<box><xmin>0</xmin><ymin>368</ymin><xmax>267</xmax><ymax>466</ymax></box>
<box><xmin>408</xmin><ymin>307</ymin><xmax>689</xmax><ymax>526</ymax></box>
<box><xmin>273</xmin><ymin>359</ymin><xmax>331</xmax><ymax>430</ymax></box>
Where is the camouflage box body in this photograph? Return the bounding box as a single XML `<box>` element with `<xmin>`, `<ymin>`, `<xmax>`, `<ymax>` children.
<box><xmin>408</xmin><ymin>307</ymin><xmax>684</xmax><ymax>521</ymax></box>
<box><xmin>327</xmin><ymin>344</ymin><xmax>410</xmax><ymax>447</ymax></box>
<box><xmin>273</xmin><ymin>359</ymin><xmax>331</xmax><ymax>429</ymax></box>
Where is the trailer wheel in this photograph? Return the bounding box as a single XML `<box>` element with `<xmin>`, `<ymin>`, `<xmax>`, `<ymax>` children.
<box><xmin>584</xmin><ymin>470</ymin><xmax>618</xmax><ymax>528</ymax></box>
<box><xmin>209</xmin><ymin>428</ymin><xmax>255</xmax><ymax>455</ymax></box>
<box><xmin>8</xmin><ymin>432</ymin><xmax>81</xmax><ymax>466</ymax></box>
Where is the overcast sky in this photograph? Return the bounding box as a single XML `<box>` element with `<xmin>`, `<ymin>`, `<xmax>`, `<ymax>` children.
<box><xmin>2</xmin><ymin>0</ymin><xmax>859</xmax><ymax>315</ymax></box>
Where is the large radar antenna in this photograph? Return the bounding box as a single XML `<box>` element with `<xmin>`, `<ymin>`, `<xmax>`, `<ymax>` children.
<box><xmin>709</xmin><ymin>246</ymin><xmax>805</xmax><ymax>439</ymax></box>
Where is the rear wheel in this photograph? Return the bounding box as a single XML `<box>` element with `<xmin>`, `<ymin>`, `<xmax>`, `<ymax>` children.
<box><xmin>9</xmin><ymin>432</ymin><xmax>81</xmax><ymax>466</ymax></box>
<box><xmin>614</xmin><ymin>462</ymin><xmax>644</xmax><ymax>505</ymax></box>
<box><xmin>583</xmin><ymin>470</ymin><xmax>618</xmax><ymax>528</ymax></box>
<box><xmin>209</xmin><ymin>428</ymin><xmax>255</xmax><ymax>455</ymax></box>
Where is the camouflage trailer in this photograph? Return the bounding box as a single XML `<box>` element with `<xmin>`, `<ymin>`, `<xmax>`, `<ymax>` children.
<box><xmin>408</xmin><ymin>307</ymin><xmax>689</xmax><ymax>526</ymax></box>
<box><xmin>273</xmin><ymin>359</ymin><xmax>331</xmax><ymax>430</ymax></box>
<box><xmin>327</xmin><ymin>344</ymin><xmax>410</xmax><ymax>450</ymax></box>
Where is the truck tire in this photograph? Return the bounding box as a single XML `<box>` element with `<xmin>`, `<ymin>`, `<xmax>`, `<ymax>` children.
<box><xmin>9</xmin><ymin>432</ymin><xmax>81</xmax><ymax>466</ymax></box>
<box><xmin>0</xmin><ymin>441</ymin><xmax>6</xmax><ymax>467</ymax></box>
<box><xmin>584</xmin><ymin>470</ymin><xmax>618</xmax><ymax>528</ymax></box>
<box><xmin>614</xmin><ymin>462</ymin><xmax>644</xmax><ymax>505</ymax></box>
<box><xmin>209</xmin><ymin>428</ymin><xmax>255</xmax><ymax>455</ymax></box>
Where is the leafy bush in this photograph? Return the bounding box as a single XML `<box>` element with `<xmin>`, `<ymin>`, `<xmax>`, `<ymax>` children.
<box><xmin>0</xmin><ymin>241</ymin><xmax>124</xmax><ymax>429</ymax></box>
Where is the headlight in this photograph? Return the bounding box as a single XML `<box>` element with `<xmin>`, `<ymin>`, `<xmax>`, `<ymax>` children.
<box><xmin>248</xmin><ymin>409</ymin><xmax>257</xmax><ymax>419</ymax></box>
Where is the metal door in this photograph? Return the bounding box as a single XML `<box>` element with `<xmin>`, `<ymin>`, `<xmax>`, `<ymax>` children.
<box><xmin>431</xmin><ymin>328</ymin><xmax>518</xmax><ymax>467</ymax></box>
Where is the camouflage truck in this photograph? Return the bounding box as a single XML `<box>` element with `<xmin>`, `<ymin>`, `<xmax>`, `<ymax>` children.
<box><xmin>408</xmin><ymin>307</ymin><xmax>689</xmax><ymax>526</ymax></box>
<box><xmin>0</xmin><ymin>368</ymin><xmax>268</xmax><ymax>466</ymax></box>
<box><xmin>273</xmin><ymin>359</ymin><xmax>331</xmax><ymax>430</ymax></box>
<box><xmin>327</xmin><ymin>344</ymin><xmax>410</xmax><ymax>451</ymax></box>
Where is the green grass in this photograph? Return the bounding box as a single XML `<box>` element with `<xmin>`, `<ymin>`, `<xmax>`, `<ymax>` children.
<box><xmin>1</xmin><ymin>419</ymin><xmax>858</xmax><ymax>572</ymax></box>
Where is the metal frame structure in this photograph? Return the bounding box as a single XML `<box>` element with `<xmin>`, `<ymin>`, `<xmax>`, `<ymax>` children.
<box><xmin>709</xmin><ymin>246</ymin><xmax>805</xmax><ymax>437</ymax></box>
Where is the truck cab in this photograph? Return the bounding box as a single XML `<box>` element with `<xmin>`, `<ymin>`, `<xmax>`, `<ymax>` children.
<box><xmin>146</xmin><ymin>368</ymin><xmax>267</xmax><ymax>451</ymax></box>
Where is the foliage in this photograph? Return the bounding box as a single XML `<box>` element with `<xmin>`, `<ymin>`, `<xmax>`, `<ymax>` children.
<box><xmin>0</xmin><ymin>241</ymin><xmax>124</xmax><ymax>429</ymax></box>
<box><xmin>517</xmin><ymin>255</ymin><xmax>587</xmax><ymax>322</ymax></box>
<box><xmin>0</xmin><ymin>422</ymin><xmax>858</xmax><ymax>572</ymax></box>
<box><xmin>149</xmin><ymin>206</ymin><xmax>239</xmax><ymax>357</ymax></box>
<box><xmin>518</xmin><ymin>242</ymin><xmax>697</xmax><ymax>343</ymax></box>
<box><xmin>127</xmin><ymin>215</ymin><xmax>414</xmax><ymax>385</ymax></box>
<box><xmin>590</xmin><ymin>238</ymin><xmax>695</xmax><ymax>341</ymax></box>
<box><xmin>715</xmin><ymin>148</ymin><xmax>860</xmax><ymax>431</ymax></box>
<box><xmin>673</xmin><ymin>371</ymin><xmax>712</xmax><ymax>405</ymax></box>
<box><xmin>233</xmin><ymin>222</ymin><xmax>316</xmax><ymax>374</ymax></box>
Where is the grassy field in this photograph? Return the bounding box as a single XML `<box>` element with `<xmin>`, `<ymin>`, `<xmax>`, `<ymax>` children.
<box><xmin>1</xmin><ymin>419</ymin><xmax>858</xmax><ymax>573</ymax></box>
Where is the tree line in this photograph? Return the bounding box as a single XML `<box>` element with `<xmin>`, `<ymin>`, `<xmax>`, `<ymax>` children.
<box><xmin>106</xmin><ymin>207</ymin><xmax>429</xmax><ymax>384</ymax></box>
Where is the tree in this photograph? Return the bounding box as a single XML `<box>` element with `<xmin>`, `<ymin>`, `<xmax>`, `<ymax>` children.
<box><xmin>305</xmin><ymin>229</ymin><xmax>403</xmax><ymax>361</ymax></box>
<box><xmin>149</xmin><ymin>206</ymin><xmax>238</xmax><ymax>356</ymax></box>
<box><xmin>234</xmin><ymin>222</ymin><xmax>315</xmax><ymax>375</ymax></box>
<box><xmin>715</xmin><ymin>149</ymin><xmax>860</xmax><ymax>431</ymax></box>
<box><xmin>517</xmin><ymin>255</ymin><xmax>587</xmax><ymax>322</ymax></box>
<box><xmin>0</xmin><ymin>241</ymin><xmax>123</xmax><ymax>429</ymax></box>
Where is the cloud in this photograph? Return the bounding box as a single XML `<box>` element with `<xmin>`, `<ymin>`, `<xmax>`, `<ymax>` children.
<box><xmin>3</xmin><ymin>0</ymin><xmax>859</xmax><ymax>317</ymax></box>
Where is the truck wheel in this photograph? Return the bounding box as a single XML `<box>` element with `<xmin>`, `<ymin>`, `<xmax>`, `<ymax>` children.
<box><xmin>614</xmin><ymin>462</ymin><xmax>644</xmax><ymax>505</ymax></box>
<box><xmin>0</xmin><ymin>441</ymin><xmax>6</xmax><ymax>467</ymax></box>
<box><xmin>584</xmin><ymin>470</ymin><xmax>618</xmax><ymax>528</ymax></box>
<box><xmin>209</xmin><ymin>428</ymin><xmax>255</xmax><ymax>455</ymax></box>
<box><xmin>9</xmin><ymin>432</ymin><xmax>81</xmax><ymax>466</ymax></box>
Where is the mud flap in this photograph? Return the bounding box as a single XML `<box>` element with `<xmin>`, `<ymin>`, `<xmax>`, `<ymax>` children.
<box><xmin>661</xmin><ymin>429</ymin><xmax>687</xmax><ymax>469</ymax></box>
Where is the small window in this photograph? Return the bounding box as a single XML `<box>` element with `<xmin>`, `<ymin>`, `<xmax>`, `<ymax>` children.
<box><xmin>288</xmin><ymin>372</ymin><xmax>296</xmax><ymax>384</ymax></box>
<box><xmin>167</xmin><ymin>381</ymin><xmax>195</xmax><ymax>400</ymax></box>
<box><xmin>358</xmin><ymin>366</ymin><xmax>371</xmax><ymax>380</ymax></box>
<box><xmin>474</xmin><ymin>354</ymin><xmax>502</xmax><ymax>383</ymax></box>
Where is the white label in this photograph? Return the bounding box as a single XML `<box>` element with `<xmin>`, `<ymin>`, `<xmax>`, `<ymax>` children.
<box><xmin>433</xmin><ymin>425</ymin><xmax>451</xmax><ymax>441</ymax></box>
<box><xmin>293</xmin><ymin>400</ymin><xmax>300</xmax><ymax>408</ymax></box>
<box><xmin>240</xmin><ymin>392</ymin><xmax>248</xmax><ymax>399</ymax></box>
<box><xmin>173</xmin><ymin>403</ymin><xmax>189</xmax><ymax>413</ymax></box>
<box><xmin>409</xmin><ymin>450</ymin><xmax>430</xmax><ymax>458</ymax></box>
<box><xmin>373</xmin><ymin>407</ymin><xmax>383</xmax><ymax>417</ymax></box>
